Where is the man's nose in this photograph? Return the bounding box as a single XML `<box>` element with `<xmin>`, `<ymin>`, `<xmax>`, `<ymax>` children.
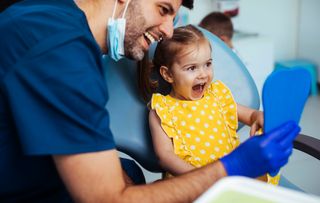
<box><xmin>159</xmin><ymin>17</ymin><xmax>174</xmax><ymax>39</ymax></box>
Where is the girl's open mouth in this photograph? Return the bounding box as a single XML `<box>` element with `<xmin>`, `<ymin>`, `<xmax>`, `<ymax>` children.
<box><xmin>192</xmin><ymin>83</ymin><xmax>206</xmax><ymax>97</ymax></box>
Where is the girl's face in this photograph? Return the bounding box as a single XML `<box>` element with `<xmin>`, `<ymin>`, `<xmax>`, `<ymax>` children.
<box><xmin>162</xmin><ymin>40</ymin><xmax>213</xmax><ymax>101</ymax></box>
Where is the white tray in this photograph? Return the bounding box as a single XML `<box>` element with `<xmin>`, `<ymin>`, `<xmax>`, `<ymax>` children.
<box><xmin>195</xmin><ymin>176</ymin><xmax>320</xmax><ymax>203</ymax></box>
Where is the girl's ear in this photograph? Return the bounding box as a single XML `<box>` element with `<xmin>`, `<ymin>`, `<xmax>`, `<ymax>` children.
<box><xmin>160</xmin><ymin>66</ymin><xmax>174</xmax><ymax>83</ymax></box>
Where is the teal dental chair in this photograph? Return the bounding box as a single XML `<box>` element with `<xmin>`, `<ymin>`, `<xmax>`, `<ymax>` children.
<box><xmin>103</xmin><ymin>26</ymin><xmax>259</xmax><ymax>172</ymax></box>
<box><xmin>102</xmin><ymin>26</ymin><xmax>320</xmax><ymax>191</ymax></box>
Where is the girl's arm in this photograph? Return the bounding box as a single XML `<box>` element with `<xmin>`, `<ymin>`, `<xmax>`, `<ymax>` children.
<box><xmin>237</xmin><ymin>104</ymin><xmax>263</xmax><ymax>136</ymax></box>
<box><xmin>149</xmin><ymin>110</ymin><xmax>195</xmax><ymax>176</ymax></box>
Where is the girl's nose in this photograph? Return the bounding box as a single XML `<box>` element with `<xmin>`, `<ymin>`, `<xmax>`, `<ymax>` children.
<box><xmin>197</xmin><ymin>67</ymin><xmax>207</xmax><ymax>79</ymax></box>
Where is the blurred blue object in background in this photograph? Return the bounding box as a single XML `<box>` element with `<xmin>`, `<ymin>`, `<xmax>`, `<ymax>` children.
<box><xmin>275</xmin><ymin>59</ymin><xmax>318</xmax><ymax>96</ymax></box>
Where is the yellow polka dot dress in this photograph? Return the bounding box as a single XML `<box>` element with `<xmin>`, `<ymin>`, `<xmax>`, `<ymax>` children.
<box><xmin>151</xmin><ymin>80</ymin><xmax>240</xmax><ymax>168</ymax></box>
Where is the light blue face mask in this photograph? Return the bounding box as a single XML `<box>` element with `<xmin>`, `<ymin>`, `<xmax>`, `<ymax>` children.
<box><xmin>107</xmin><ymin>0</ymin><xmax>130</xmax><ymax>61</ymax></box>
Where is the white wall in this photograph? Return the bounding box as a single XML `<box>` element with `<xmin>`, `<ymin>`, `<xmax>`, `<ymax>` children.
<box><xmin>298</xmin><ymin>0</ymin><xmax>320</xmax><ymax>81</ymax></box>
<box><xmin>188</xmin><ymin>0</ymin><xmax>300</xmax><ymax>61</ymax></box>
<box><xmin>188</xmin><ymin>0</ymin><xmax>215</xmax><ymax>25</ymax></box>
<box><xmin>231</xmin><ymin>0</ymin><xmax>300</xmax><ymax>61</ymax></box>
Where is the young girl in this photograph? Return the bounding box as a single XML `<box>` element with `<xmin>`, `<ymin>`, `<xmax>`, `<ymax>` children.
<box><xmin>140</xmin><ymin>25</ymin><xmax>278</xmax><ymax>184</ymax></box>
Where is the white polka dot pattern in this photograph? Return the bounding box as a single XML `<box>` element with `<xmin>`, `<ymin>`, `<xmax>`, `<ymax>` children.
<box><xmin>151</xmin><ymin>81</ymin><xmax>239</xmax><ymax>167</ymax></box>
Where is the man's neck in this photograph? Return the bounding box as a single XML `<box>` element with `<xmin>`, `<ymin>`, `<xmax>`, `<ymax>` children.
<box><xmin>74</xmin><ymin>0</ymin><xmax>117</xmax><ymax>53</ymax></box>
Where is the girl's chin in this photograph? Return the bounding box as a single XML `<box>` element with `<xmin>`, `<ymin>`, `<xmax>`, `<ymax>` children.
<box><xmin>191</xmin><ymin>91</ymin><xmax>205</xmax><ymax>100</ymax></box>
<box><xmin>190</xmin><ymin>94</ymin><xmax>204</xmax><ymax>101</ymax></box>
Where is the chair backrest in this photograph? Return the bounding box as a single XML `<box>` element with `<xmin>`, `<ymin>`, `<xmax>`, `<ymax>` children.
<box><xmin>103</xmin><ymin>56</ymin><xmax>161</xmax><ymax>172</ymax></box>
<box><xmin>103</xmin><ymin>26</ymin><xmax>260</xmax><ymax>172</ymax></box>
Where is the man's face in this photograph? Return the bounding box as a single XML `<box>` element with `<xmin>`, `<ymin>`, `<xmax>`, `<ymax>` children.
<box><xmin>124</xmin><ymin>0</ymin><xmax>182</xmax><ymax>61</ymax></box>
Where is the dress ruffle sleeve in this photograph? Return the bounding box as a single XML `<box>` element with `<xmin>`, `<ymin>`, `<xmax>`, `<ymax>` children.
<box><xmin>151</xmin><ymin>94</ymin><xmax>192</xmax><ymax>161</ymax></box>
<box><xmin>151</xmin><ymin>93</ymin><xmax>175</xmax><ymax>138</ymax></box>
<box><xmin>209</xmin><ymin>81</ymin><xmax>239</xmax><ymax>146</ymax></box>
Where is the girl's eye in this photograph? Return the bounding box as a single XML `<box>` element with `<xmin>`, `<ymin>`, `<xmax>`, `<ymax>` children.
<box><xmin>187</xmin><ymin>66</ymin><xmax>196</xmax><ymax>71</ymax></box>
<box><xmin>206</xmin><ymin>61</ymin><xmax>212</xmax><ymax>67</ymax></box>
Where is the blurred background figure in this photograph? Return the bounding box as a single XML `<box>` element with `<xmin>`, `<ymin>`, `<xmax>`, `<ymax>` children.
<box><xmin>199</xmin><ymin>12</ymin><xmax>234</xmax><ymax>49</ymax></box>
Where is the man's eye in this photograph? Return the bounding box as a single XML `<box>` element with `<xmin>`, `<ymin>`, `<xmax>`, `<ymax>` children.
<box><xmin>160</xmin><ymin>6</ymin><xmax>169</xmax><ymax>16</ymax></box>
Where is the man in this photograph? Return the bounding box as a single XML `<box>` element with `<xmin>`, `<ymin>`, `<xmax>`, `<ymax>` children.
<box><xmin>0</xmin><ymin>0</ymin><xmax>300</xmax><ymax>202</ymax></box>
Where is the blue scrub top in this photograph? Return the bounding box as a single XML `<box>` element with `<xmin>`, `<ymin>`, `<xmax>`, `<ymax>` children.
<box><xmin>0</xmin><ymin>0</ymin><xmax>115</xmax><ymax>201</ymax></box>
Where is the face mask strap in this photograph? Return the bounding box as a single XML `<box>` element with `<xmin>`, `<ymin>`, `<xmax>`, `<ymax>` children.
<box><xmin>121</xmin><ymin>0</ymin><xmax>131</xmax><ymax>18</ymax></box>
<box><xmin>111</xmin><ymin>0</ymin><xmax>118</xmax><ymax>19</ymax></box>
<box><xmin>111</xmin><ymin>0</ymin><xmax>131</xmax><ymax>19</ymax></box>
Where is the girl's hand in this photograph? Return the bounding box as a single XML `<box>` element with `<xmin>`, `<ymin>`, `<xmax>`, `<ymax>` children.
<box><xmin>250</xmin><ymin>111</ymin><xmax>264</xmax><ymax>136</ymax></box>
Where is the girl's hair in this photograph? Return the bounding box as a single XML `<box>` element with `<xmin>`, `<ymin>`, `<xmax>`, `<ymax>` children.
<box><xmin>138</xmin><ymin>24</ymin><xmax>209</xmax><ymax>102</ymax></box>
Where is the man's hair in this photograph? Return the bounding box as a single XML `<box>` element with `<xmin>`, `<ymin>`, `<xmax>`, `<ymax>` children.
<box><xmin>182</xmin><ymin>0</ymin><xmax>194</xmax><ymax>9</ymax></box>
<box><xmin>199</xmin><ymin>12</ymin><xmax>234</xmax><ymax>39</ymax></box>
<box><xmin>0</xmin><ymin>0</ymin><xmax>22</xmax><ymax>12</ymax></box>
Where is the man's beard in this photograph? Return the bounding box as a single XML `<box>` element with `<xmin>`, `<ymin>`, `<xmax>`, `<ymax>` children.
<box><xmin>123</xmin><ymin>2</ymin><xmax>147</xmax><ymax>61</ymax></box>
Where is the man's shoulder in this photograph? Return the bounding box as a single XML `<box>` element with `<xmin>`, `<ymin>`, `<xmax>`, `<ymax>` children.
<box><xmin>0</xmin><ymin>0</ymin><xmax>98</xmax><ymax>72</ymax></box>
<box><xmin>1</xmin><ymin>0</ymin><xmax>91</xmax><ymax>50</ymax></box>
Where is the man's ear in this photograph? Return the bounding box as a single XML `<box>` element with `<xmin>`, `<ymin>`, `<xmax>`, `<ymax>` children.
<box><xmin>160</xmin><ymin>66</ymin><xmax>174</xmax><ymax>83</ymax></box>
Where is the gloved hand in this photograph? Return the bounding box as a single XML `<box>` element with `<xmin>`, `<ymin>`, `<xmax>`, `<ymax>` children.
<box><xmin>220</xmin><ymin>121</ymin><xmax>300</xmax><ymax>178</ymax></box>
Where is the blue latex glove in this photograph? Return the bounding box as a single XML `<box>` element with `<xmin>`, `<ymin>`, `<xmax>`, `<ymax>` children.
<box><xmin>220</xmin><ymin>121</ymin><xmax>300</xmax><ymax>178</ymax></box>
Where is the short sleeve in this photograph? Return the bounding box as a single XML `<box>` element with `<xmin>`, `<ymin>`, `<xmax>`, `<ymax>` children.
<box><xmin>151</xmin><ymin>93</ymin><xmax>175</xmax><ymax>138</ymax></box>
<box><xmin>3</xmin><ymin>36</ymin><xmax>115</xmax><ymax>155</ymax></box>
